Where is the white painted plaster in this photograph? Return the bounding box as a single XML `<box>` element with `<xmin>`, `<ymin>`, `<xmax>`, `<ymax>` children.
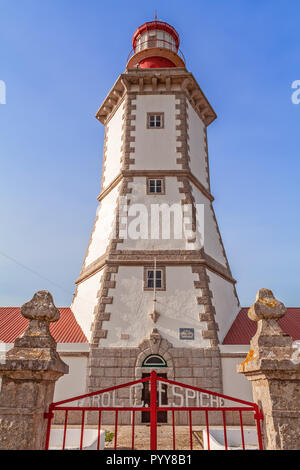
<box><xmin>208</xmin><ymin>270</ymin><xmax>240</xmax><ymax>343</ymax></box>
<box><xmin>84</xmin><ymin>182</ymin><xmax>121</xmax><ymax>267</ymax></box>
<box><xmin>191</xmin><ymin>185</ymin><xmax>227</xmax><ymax>266</ymax></box>
<box><xmin>119</xmin><ymin>177</ymin><xmax>194</xmax><ymax>250</ymax></box>
<box><xmin>187</xmin><ymin>100</ymin><xmax>209</xmax><ymax>189</ymax></box>
<box><xmin>54</xmin><ymin>355</ymin><xmax>88</xmax><ymax>402</ymax></box>
<box><xmin>71</xmin><ymin>269</ymin><xmax>104</xmax><ymax>341</ymax></box>
<box><xmin>57</xmin><ymin>343</ymin><xmax>89</xmax><ymax>353</ymax></box>
<box><xmin>221</xmin><ymin>355</ymin><xmax>253</xmax><ymax>402</ymax></box>
<box><xmin>219</xmin><ymin>345</ymin><xmax>250</xmax><ymax>354</ymax></box>
<box><xmin>102</xmin><ymin>103</ymin><xmax>124</xmax><ymax>190</ymax></box>
<box><xmin>132</xmin><ymin>95</ymin><xmax>179</xmax><ymax>170</ymax></box>
<box><xmin>100</xmin><ymin>266</ymin><xmax>210</xmax><ymax>349</ymax></box>
<box><xmin>220</xmin><ymin>344</ymin><xmax>253</xmax><ymax>404</ymax></box>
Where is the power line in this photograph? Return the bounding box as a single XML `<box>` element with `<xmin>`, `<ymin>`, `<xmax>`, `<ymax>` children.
<box><xmin>0</xmin><ymin>250</ymin><xmax>71</xmax><ymax>295</ymax></box>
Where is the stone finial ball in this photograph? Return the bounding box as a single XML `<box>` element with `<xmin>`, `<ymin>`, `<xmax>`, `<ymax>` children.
<box><xmin>248</xmin><ymin>288</ymin><xmax>286</xmax><ymax>322</ymax></box>
<box><xmin>21</xmin><ymin>291</ymin><xmax>60</xmax><ymax>323</ymax></box>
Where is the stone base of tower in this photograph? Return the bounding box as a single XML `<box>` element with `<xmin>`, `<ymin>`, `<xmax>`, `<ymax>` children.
<box><xmin>87</xmin><ymin>328</ymin><xmax>225</xmax><ymax>426</ymax></box>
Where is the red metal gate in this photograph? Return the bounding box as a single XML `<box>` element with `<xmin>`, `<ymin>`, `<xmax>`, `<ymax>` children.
<box><xmin>44</xmin><ymin>371</ymin><xmax>263</xmax><ymax>450</ymax></box>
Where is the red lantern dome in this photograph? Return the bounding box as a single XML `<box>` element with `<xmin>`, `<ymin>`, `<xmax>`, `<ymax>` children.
<box><xmin>127</xmin><ymin>20</ymin><xmax>185</xmax><ymax>69</ymax></box>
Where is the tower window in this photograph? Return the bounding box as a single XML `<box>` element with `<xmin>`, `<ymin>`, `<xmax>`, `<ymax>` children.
<box><xmin>148</xmin><ymin>270</ymin><xmax>162</xmax><ymax>289</ymax></box>
<box><xmin>147</xmin><ymin>113</ymin><xmax>164</xmax><ymax>129</ymax></box>
<box><xmin>144</xmin><ymin>267</ymin><xmax>166</xmax><ymax>291</ymax></box>
<box><xmin>147</xmin><ymin>178</ymin><xmax>165</xmax><ymax>195</ymax></box>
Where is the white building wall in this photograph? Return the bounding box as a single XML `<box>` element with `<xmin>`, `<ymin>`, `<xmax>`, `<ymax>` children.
<box><xmin>71</xmin><ymin>269</ymin><xmax>104</xmax><ymax>342</ymax></box>
<box><xmin>54</xmin><ymin>355</ymin><xmax>88</xmax><ymax>401</ymax></box>
<box><xmin>119</xmin><ymin>177</ymin><xmax>193</xmax><ymax>251</ymax></box>
<box><xmin>132</xmin><ymin>95</ymin><xmax>179</xmax><ymax>170</ymax></box>
<box><xmin>102</xmin><ymin>103</ymin><xmax>124</xmax><ymax>190</ymax></box>
<box><xmin>100</xmin><ymin>266</ymin><xmax>210</xmax><ymax>349</ymax></box>
<box><xmin>187</xmin><ymin>101</ymin><xmax>209</xmax><ymax>190</ymax></box>
<box><xmin>84</xmin><ymin>182</ymin><xmax>121</xmax><ymax>267</ymax></box>
<box><xmin>220</xmin><ymin>346</ymin><xmax>253</xmax><ymax>402</ymax></box>
<box><xmin>191</xmin><ymin>185</ymin><xmax>227</xmax><ymax>267</ymax></box>
<box><xmin>54</xmin><ymin>344</ymin><xmax>89</xmax><ymax>401</ymax></box>
<box><xmin>209</xmin><ymin>270</ymin><xmax>240</xmax><ymax>343</ymax></box>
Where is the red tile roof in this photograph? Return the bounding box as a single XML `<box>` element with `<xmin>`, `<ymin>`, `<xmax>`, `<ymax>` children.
<box><xmin>223</xmin><ymin>308</ymin><xmax>300</xmax><ymax>345</ymax></box>
<box><xmin>0</xmin><ymin>307</ymin><xmax>88</xmax><ymax>344</ymax></box>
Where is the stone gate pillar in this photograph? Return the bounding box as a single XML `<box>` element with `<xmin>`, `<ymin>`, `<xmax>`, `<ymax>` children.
<box><xmin>238</xmin><ymin>288</ymin><xmax>300</xmax><ymax>450</ymax></box>
<box><xmin>0</xmin><ymin>291</ymin><xmax>69</xmax><ymax>450</ymax></box>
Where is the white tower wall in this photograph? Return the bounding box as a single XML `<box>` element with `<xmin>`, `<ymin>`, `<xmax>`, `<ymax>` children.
<box><xmin>84</xmin><ymin>182</ymin><xmax>121</xmax><ymax>267</ymax></box>
<box><xmin>187</xmin><ymin>100</ymin><xmax>210</xmax><ymax>190</ymax></box>
<box><xmin>71</xmin><ymin>269</ymin><xmax>104</xmax><ymax>341</ymax></box>
<box><xmin>71</xmin><ymin>62</ymin><xmax>240</xmax><ymax>422</ymax></box>
<box><xmin>102</xmin><ymin>103</ymin><xmax>124</xmax><ymax>189</ymax></box>
<box><xmin>99</xmin><ymin>266</ymin><xmax>211</xmax><ymax>349</ymax></box>
<box><xmin>132</xmin><ymin>95</ymin><xmax>178</xmax><ymax>170</ymax></box>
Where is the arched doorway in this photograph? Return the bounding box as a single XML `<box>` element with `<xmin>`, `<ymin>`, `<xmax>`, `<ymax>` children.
<box><xmin>135</xmin><ymin>330</ymin><xmax>175</xmax><ymax>425</ymax></box>
<box><xmin>141</xmin><ymin>355</ymin><xmax>168</xmax><ymax>424</ymax></box>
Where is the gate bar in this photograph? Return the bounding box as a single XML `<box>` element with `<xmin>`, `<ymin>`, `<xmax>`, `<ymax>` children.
<box><xmin>172</xmin><ymin>410</ymin><xmax>176</xmax><ymax>450</ymax></box>
<box><xmin>80</xmin><ymin>410</ymin><xmax>85</xmax><ymax>450</ymax></box>
<box><xmin>239</xmin><ymin>411</ymin><xmax>245</xmax><ymax>450</ymax></box>
<box><xmin>97</xmin><ymin>410</ymin><xmax>102</xmax><ymax>451</ymax></box>
<box><xmin>51</xmin><ymin>376</ymin><xmax>151</xmax><ymax>408</ymax></box>
<box><xmin>222</xmin><ymin>410</ymin><xmax>228</xmax><ymax>450</ymax></box>
<box><xmin>254</xmin><ymin>407</ymin><xmax>264</xmax><ymax>451</ymax></box>
<box><xmin>62</xmin><ymin>410</ymin><xmax>68</xmax><ymax>450</ymax></box>
<box><xmin>132</xmin><ymin>411</ymin><xmax>135</xmax><ymax>450</ymax></box>
<box><xmin>54</xmin><ymin>405</ymin><xmax>255</xmax><ymax>412</ymax></box>
<box><xmin>189</xmin><ymin>410</ymin><xmax>193</xmax><ymax>450</ymax></box>
<box><xmin>114</xmin><ymin>410</ymin><xmax>119</xmax><ymax>450</ymax></box>
<box><xmin>44</xmin><ymin>407</ymin><xmax>54</xmax><ymax>451</ymax></box>
<box><xmin>150</xmin><ymin>371</ymin><xmax>158</xmax><ymax>450</ymax></box>
<box><xmin>205</xmin><ymin>410</ymin><xmax>210</xmax><ymax>451</ymax></box>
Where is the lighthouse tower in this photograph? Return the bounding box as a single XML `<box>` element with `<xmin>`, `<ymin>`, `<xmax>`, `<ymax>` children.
<box><xmin>71</xmin><ymin>19</ymin><xmax>240</xmax><ymax>422</ymax></box>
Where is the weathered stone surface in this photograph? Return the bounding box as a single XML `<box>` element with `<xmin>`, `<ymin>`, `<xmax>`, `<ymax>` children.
<box><xmin>0</xmin><ymin>291</ymin><xmax>69</xmax><ymax>450</ymax></box>
<box><xmin>248</xmin><ymin>288</ymin><xmax>286</xmax><ymax>322</ymax></box>
<box><xmin>238</xmin><ymin>288</ymin><xmax>300</xmax><ymax>450</ymax></box>
<box><xmin>21</xmin><ymin>290</ymin><xmax>61</xmax><ymax>322</ymax></box>
<box><xmin>87</xmin><ymin>326</ymin><xmax>223</xmax><ymax>426</ymax></box>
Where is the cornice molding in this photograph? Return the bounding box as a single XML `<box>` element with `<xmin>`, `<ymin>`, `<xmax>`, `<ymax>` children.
<box><xmin>76</xmin><ymin>253</ymin><xmax>107</xmax><ymax>285</ymax></box>
<box><xmin>95</xmin><ymin>69</ymin><xmax>217</xmax><ymax>127</ymax></box>
<box><xmin>98</xmin><ymin>170</ymin><xmax>214</xmax><ymax>203</ymax></box>
<box><xmin>76</xmin><ymin>250</ymin><xmax>236</xmax><ymax>286</ymax></box>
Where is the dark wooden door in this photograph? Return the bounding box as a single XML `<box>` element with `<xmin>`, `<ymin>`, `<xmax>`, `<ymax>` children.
<box><xmin>142</xmin><ymin>373</ymin><xmax>168</xmax><ymax>424</ymax></box>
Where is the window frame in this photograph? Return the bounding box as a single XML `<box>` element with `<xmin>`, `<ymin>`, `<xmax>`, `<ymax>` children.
<box><xmin>144</xmin><ymin>266</ymin><xmax>166</xmax><ymax>291</ymax></box>
<box><xmin>147</xmin><ymin>112</ymin><xmax>165</xmax><ymax>129</ymax></box>
<box><xmin>146</xmin><ymin>177</ymin><xmax>166</xmax><ymax>195</ymax></box>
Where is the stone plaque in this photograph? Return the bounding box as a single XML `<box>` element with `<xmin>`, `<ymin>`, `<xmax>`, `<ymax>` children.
<box><xmin>179</xmin><ymin>328</ymin><xmax>195</xmax><ymax>340</ymax></box>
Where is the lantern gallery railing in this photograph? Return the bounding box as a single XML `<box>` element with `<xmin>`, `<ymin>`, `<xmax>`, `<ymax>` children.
<box><xmin>127</xmin><ymin>41</ymin><xmax>186</xmax><ymax>64</ymax></box>
<box><xmin>44</xmin><ymin>371</ymin><xmax>264</xmax><ymax>451</ymax></box>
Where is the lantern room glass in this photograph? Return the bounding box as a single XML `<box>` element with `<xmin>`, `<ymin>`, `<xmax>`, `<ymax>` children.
<box><xmin>135</xmin><ymin>30</ymin><xmax>177</xmax><ymax>53</ymax></box>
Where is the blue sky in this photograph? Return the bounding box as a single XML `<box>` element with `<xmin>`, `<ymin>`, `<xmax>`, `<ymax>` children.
<box><xmin>0</xmin><ymin>0</ymin><xmax>299</xmax><ymax>308</ymax></box>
